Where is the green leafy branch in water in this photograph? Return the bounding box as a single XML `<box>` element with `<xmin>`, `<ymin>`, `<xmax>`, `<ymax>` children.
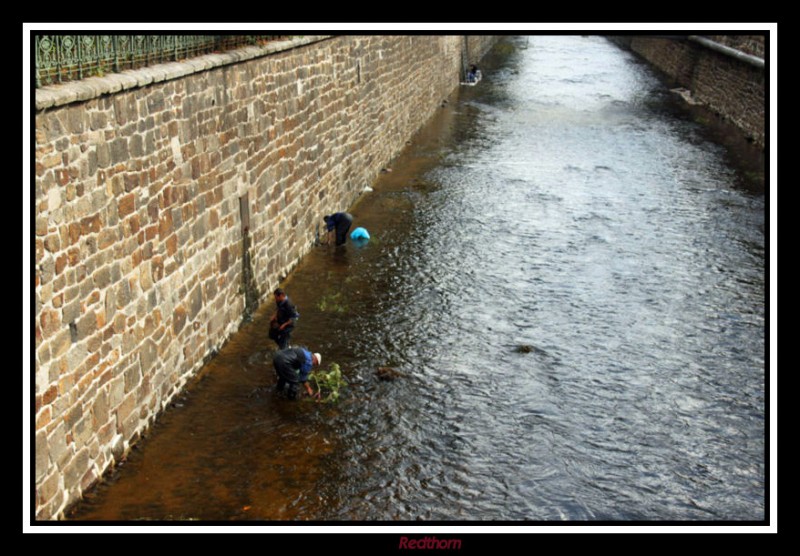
<box><xmin>307</xmin><ymin>363</ymin><xmax>347</xmax><ymax>403</ymax></box>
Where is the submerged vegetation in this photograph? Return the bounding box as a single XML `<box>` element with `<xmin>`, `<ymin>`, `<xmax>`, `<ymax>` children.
<box><xmin>316</xmin><ymin>291</ymin><xmax>348</xmax><ymax>313</ymax></box>
<box><xmin>493</xmin><ymin>41</ymin><xmax>517</xmax><ymax>56</ymax></box>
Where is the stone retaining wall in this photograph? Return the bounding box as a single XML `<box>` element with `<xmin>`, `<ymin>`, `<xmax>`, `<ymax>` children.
<box><xmin>33</xmin><ymin>34</ymin><xmax>498</xmax><ymax>519</ymax></box>
<box><xmin>610</xmin><ymin>35</ymin><xmax>765</xmax><ymax>148</ymax></box>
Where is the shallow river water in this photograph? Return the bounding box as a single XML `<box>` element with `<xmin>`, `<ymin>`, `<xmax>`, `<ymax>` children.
<box><xmin>68</xmin><ymin>36</ymin><xmax>766</xmax><ymax>522</ymax></box>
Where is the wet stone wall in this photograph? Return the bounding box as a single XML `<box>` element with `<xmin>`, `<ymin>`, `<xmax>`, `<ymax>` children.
<box><xmin>33</xmin><ymin>35</ymin><xmax>498</xmax><ymax>519</ymax></box>
<box><xmin>612</xmin><ymin>36</ymin><xmax>765</xmax><ymax>148</ymax></box>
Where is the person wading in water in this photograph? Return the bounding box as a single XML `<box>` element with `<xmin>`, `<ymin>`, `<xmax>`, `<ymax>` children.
<box><xmin>273</xmin><ymin>347</ymin><xmax>322</xmax><ymax>400</ymax></box>
<box><xmin>323</xmin><ymin>212</ymin><xmax>354</xmax><ymax>246</ymax></box>
<box><xmin>269</xmin><ymin>288</ymin><xmax>299</xmax><ymax>350</ymax></box>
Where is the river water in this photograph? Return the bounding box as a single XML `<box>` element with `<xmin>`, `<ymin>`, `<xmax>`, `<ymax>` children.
<box><xmin>67</xmin><ymin>36</ymin><xmax>766</xmax><ymax>522</ymax></box>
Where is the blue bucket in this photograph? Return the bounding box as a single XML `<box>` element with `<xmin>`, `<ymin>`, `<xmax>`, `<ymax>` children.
<box><xmin>350</xmin><ymin>227</ymin><xmax>370</xmax><ymax>240</ymax></box>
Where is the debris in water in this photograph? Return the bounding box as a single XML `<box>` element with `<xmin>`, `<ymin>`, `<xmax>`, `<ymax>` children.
<box><xmin>515</xmin><ymin>345</ymin><xmax>534</xmax><ymax>354</ymax></box>
<box><xmin>670</xmin><ymin>87</ymin><xmax>702</xmax><ymax>106</ymax></box>
<box><xmin>376</xmin><ymin>367</ymin><xmax>406</xmax><ymax>381</ymax></box>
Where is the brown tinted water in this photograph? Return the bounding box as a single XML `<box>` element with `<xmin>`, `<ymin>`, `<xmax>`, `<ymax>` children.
<box><xmin>67</xmin><ymin>37</ymin><xmax>765</xmax><ymax>522</ymax></box>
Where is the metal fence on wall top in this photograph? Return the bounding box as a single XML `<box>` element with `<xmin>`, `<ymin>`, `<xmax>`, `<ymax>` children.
<box><xmin>34</xmin><ymin>35</ymin><xmax>291</xmax><ymax>88</ymax></box>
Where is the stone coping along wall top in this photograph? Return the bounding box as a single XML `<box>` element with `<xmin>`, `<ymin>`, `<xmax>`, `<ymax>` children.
<box><xmin>35</xmin><ymin>35</ymin><xmax>334</xmax><ymax>111</ymax></box>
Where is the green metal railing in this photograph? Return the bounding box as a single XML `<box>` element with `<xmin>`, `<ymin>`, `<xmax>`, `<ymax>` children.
<box><xmin>35</xmin><ymin>35</ymin><xmax>290</xmax><ymax>88</ymax></box>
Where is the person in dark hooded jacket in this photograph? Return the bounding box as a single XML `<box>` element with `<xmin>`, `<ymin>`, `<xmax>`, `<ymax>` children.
<box><xmin>273</xmin><ymin>347</ymin><xmax>322</xmax><ymax>400</ymax></box>
<box><xmin>268</xmin><ymin>288</ymin><xmax>299</xmax><ymax>349</ymax></box>
<box><xmin>323</xmin><ymin>212</ymin><xmax>354</xmax><ymax>246</ymax></box>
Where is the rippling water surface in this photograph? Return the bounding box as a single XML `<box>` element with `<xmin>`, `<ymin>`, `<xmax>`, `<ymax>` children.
<box><xmin>69</xmin><ymin>36</ymin><xmax>765</xmax><ymax>522</ymax></box>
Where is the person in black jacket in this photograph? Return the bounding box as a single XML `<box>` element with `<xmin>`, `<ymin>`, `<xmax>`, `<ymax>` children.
<box><xmin>269</xmin><ymin>288</ymin><xmax>299</xmax><ymax>349</ymax></box>
<box><xmin>323</xmin><ymin>212</ymin><xmax>354</xmax><ymax>246</ymax></box>
<box><xmin>273</xmin><ymin>347</ymin><xmax>322</xmax><ymax>399</ymax></box>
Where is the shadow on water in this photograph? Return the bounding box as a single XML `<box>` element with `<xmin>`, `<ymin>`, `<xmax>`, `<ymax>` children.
<box><xmin>67</xmin><ymin>37</ymin><xmax>765</xmax><ymax>522</ymax></box>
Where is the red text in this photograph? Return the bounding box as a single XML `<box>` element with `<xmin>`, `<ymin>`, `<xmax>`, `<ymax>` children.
<box><xmin>399</xmin><ymin>536</ymin><xmax>462</xmax><ymax>550</ymax></box>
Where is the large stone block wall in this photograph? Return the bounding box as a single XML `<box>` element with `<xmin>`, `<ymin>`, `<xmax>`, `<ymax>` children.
<box><xmin>33</xmin><ymin>35</ymin><xmax>498</xmax><ymax>519</ymax></box>
<box><xmin>611</xmin><ymin>36</ymin><xmax>765</xmax><ymax>148</ymax></box>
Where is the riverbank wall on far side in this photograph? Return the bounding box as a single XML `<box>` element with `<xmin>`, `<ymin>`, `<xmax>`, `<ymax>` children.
<box><xmin>609</xmin><ymin>35</ymin><xmax>765</xmax><ymax>149</ymax></box>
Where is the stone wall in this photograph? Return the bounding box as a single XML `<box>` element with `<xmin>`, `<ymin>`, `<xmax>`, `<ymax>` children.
<box><xmin>611</xmin><ymin>36</ymin><xmax>765</xmax><ymax>148</ymax></box>
<box><xmin>33</xmin><ymin>35</ymin><xmax>498</xmax><ymax>519</ymax></box>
